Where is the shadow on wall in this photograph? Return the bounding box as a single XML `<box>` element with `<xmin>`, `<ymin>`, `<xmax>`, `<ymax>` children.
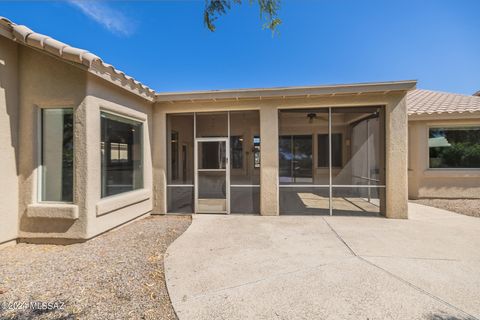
<box><xmin>0</xmin><ymin>45</ymin><xmax>19</xmax><ymax>175</ymax></box>
<box><xmin>19</xmin><ymin>216</ymin><xmax>75</xmax><ymax>233</ymax></box>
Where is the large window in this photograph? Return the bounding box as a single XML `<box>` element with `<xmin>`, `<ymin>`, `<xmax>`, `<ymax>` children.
<box><xmin>101</xmin><ymin>112</ymin><xmax>143</xmax><ymax>198</ymax></box>
<box><xmin>40</xmin><ymin>108</ymin><xmax>74</xmax><ymax>202</ymax></box>
<box><xmin>429</xmin><ymin>127</ymin><xmax>480</xmax><ymax>169</ymax></box>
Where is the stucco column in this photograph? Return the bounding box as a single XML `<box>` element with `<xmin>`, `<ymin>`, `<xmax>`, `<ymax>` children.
<box><xmin>259</xmin><ymin>105</ymin><xmax>279</xmax><ymax>216</ymax></box>
<box><xmin>407</xmin><ymin>123</ymin><xmax>420</xmax><ymax>199</ymax></box>
<box><xmin>385</xmin><ymin>95</ymin><xmax>408</xmax><ymax>218</ymax></box>
<box><xmin>152</xmin><ymin>107</ymin><xmax>167</xmax><ymax>214</ymax></box>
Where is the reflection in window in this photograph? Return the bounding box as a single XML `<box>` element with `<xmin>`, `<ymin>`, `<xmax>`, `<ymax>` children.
<box><xmin>318</xmin><ymin>133</ymin><xmax>342</xmax><ymax>167</ymax></box>
<box><xmin>110</xmin><ymin>143</ymin><xmax>129</xmax><ymax>162</ymax></box>
<box><xmin>279</xmin><ymin>135</ymin><xmax>313</xmax><ymax>184</ymax></box>
<box><xmin>429</xmin><ymin>127</ymin><xmax>480</xmax><ymax>168</ymax></box>
<box><xmin>101</xmin><ymin>112</ymin><xmax>143</xmax><ymax>198</ymax></box>
<box><xmin>41</xmin><ymin>108</ymin><xmax>74</xmax><ymax>202</ymax></box>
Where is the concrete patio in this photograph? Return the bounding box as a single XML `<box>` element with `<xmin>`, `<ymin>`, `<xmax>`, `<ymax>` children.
<box><xmin>165</xmin><ymin>203</ymin><xmax>480</xmax><ymax>320</ymax></box>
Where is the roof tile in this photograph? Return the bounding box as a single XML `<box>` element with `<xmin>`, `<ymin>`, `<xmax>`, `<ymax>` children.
<box><xmin>407</xmin><ymin>89</ymin><xmax>480</xmax><ymax>116</ymax></box>
<box><xmin>0</xmin><ymin>16</ymin><xmax>155</xmax><ymax>100</ymax></box>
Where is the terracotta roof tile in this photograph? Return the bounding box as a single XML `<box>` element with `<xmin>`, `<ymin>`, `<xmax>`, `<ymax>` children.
<box><xmin>407</xmin><ymin>89</ymin><xmax>480</xmax><ymax>116</ymax></box>
<box><xmin>0</xmin><ymin>16</ymin><xmax>155</xmax><ymax>101</ymax></box>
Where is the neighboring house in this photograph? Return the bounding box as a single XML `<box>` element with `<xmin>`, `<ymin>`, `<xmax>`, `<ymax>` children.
<box><xmin>407</xmin><ymin>90</ymin><xmax>480</xmax><ymax>199</ymax></box>
<box><xmin>0</xmin><ymin>17</ymin><xmax>478</xmax><ymax>247</ymax></box>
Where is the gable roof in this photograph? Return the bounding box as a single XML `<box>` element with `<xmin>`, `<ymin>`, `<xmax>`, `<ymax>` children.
<box><xmin>407</xmin><ymin>89</ymin><xmax>480</xmax><ymax>117</ymax></box>
<box><xmin>0</xmin><ymin>16</ymin><xmax>155</xmax><ymax>101</ymax></box>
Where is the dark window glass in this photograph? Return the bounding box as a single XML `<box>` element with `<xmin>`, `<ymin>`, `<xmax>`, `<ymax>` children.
<box><xmin>101</xmin><ymin>112</ymin><xmax>143</xmax><ymax>198</ymax></box>
<box><xmin>41</xmin><ymin>108</ymin><xmax>74</xmax><ymax>202</ymax></box>
<box><xmin>317</xmin><ymin>133</ymin><xmax>342</xmax><ymax>167</ymax></box>
<box><xmin>230</xmin><ymin>136</ymin><xmax>243</xmax><ymax>169</ymax></box>
<box><xmin>429</xmin><ymin>127</ymin><xmax>480</xmax><ymax>168</ymax></box>
<box><xmin>198</xmin><ymin>141</ymin><xmax>227</xmax><ymax>169</ymax></box>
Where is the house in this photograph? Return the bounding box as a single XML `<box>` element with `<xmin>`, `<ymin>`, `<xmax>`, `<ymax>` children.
<box><xmin>0</xmin><ymin>17</ymin><xmax>478</xmax><ymax>247</ymax></box>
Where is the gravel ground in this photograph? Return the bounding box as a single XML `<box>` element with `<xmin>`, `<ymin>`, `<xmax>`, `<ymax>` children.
<box><xmin>0</xmin><ymin>215</ymin><xmax>191</xmax><ymax>320</ymax></box>
<box><xmin>411</xmin><ymin>199</ymin><xmax>480</xmax><ymax>217</ymax></box>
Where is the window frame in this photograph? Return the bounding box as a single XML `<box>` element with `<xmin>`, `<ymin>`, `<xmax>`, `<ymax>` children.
<box><xmin>100</xmin><ymin>110</ymin><xmax>145</xmax><ymax>199</ymax></box>
<box><xmin>427</xmin><ymin>124</ymin><xmax>480</xmax><ymax>170</ymax></box>
<box><xmin>37</xmin><ymin>106</ymin><xmax>75</xmax><ymax>204</ymax></box>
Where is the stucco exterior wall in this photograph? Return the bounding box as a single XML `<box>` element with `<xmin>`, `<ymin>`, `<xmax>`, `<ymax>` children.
<box><xmin>0</xmin><ymin>36</ymin><xmax>19</xmax><ymax>246</ymax></box>
<box><xmin>16</xmin><ymin>45</ymin><xmax>153</xmax><ymax>243</ymax></box>
<box><xmin>154</xmin><ymin>91</ymin><xmax>409</xmax><ymax>218</ymax></box>
<box><xmin>83</xmin><ymin>74</ymin><xmax>153</xmax><ymax>239</ymax></box>
<box><xmin>408</xmin><ymin>117</ymin><xmax>480</xmax><ymax>199</ymax></box>
<box><xmin>17</xmin><ymin>45</ymin><xmax>88</xmax><ymax>242</ymax></box>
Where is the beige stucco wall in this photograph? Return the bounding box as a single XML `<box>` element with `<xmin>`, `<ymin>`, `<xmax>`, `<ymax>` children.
<box><xmin>408</xmin><ymin>117</ymin><xmax>480</xmax><ymax>199</ymax></box>
<box><xmin>0</xmin><ymin>36</ymin><xmax>19</xmax><ymax>246</ymax></box>
<box><xmin>17</xmin><ymin>45</ymin><xmax>88</xmax><ymax>242</ymax></box>
<box><xmin>83</xmin><ymin>74</ymin><xmax>153</xmax><ymax>239</ymax></box>
<box><xmin>16</xmin><ymin>45</ymin><xmax>153</xmax><ymax>243</ymax></box>
<box><xmin>154</xmin><ymin>91</ymin><xmax>409</xmax><ymax>219</ymax></box>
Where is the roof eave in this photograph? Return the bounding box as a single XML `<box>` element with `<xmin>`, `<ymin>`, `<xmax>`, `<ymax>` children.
<box><xmin>154</xmin><ymin>80</ymin><xmax>417</xmax><ymax>103</ymax></box>
<box><xmin>408</xmin><ymin>110</ymin><xmax>480</xmax><ymax>121</ymax></box>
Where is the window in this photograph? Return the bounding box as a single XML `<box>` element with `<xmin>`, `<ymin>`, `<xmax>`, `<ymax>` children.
<box><xmin>253</xmin><ymin>136</ymin><xmax>260</xmax><ymax>168</ymax></box>
<box><xmin>101</xmin><ymin>112</ymin><xmax>143</xmax><ymax>198</ymax></box>
<box><xmin>318</xmin><ymin>133</ymin><xmax>342</xmax><ymax>167</ymax></box>
<box><xmin>429</xmin><ymin>127</ymin><xmax>480</xmax><ymax>169</ymax></box>
<box><xmin>40</xmin><ymin>108</ymin><xmax>74</xmax><ymax>202</ymax></box>
<box><xmin>230</xmin><ymin>136</ymin><xmax>243</xmax><ymax>169</ymax></box>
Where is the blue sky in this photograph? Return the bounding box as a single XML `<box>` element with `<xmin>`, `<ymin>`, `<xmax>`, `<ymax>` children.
<box><xmin>1</xmin><ymin>0</ymin><xmax>479</xmax><ymax>94</ymax></box>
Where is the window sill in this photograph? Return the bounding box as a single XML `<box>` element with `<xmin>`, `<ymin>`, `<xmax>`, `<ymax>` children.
<box><xmin>96</xmin><ymin>188</ymin><xmax>150</xmax><ymax>217</ymax></box>
<box><xmin>27</xmin><ymin>203</ymin><xmax>79</xmax><ymax>220</ymax></box>
<box><xmin>423</xmin><ymin>169</ymin><xmax>480</xmax><ymax>178</ymax></box>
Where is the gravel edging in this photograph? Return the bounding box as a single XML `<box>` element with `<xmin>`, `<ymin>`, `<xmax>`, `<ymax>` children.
<box><xmin>0</xmin><ymin>215</ymin><xmax>191</xmax><ymax>320</ymax></box>
<box><xmin>411</xmin><ymin>199</ymin><xmax>480</xmax><ymax>217</ymax></box>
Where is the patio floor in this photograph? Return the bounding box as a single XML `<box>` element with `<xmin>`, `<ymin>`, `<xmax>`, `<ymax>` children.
<box><xmin>165</xmin><ymin>203</ymin><xmax>480</xmax><ymax>320</ymax></box>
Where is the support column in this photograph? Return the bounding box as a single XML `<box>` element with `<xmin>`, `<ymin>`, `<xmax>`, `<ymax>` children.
<box><xmin>152</xmin><ymin>107</ymin><xmax>167</xmax><ymax>214</ymax></box>
<box><xmin>259</xmin><ymin>105</ymin><xmax>279</xmax><ymax>216</ymax></box>
<box><xmin>385</xmin><ymin>95</ymin><xmax>408</xmax><ymax>218</ymax></box>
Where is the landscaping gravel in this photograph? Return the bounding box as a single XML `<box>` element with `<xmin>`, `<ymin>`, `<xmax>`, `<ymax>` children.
<box><xmin>411</xmin><ymin>199</ymin><xmax>480</xmax><ymax>217</ymax></box>
<box><xmin>0</xmin><ymin>215</ymin><xmax>191</xmax><ymax>320</ymax></box>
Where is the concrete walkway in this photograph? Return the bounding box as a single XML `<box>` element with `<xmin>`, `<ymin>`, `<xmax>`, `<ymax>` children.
<box><xmin>165</xmin><ymin>203</ymin><xmax>480</xmax><ymax>320</ymax></box>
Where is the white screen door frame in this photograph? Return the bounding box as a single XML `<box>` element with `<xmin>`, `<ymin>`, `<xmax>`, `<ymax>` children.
<box><xmin>194</xmin><ymin>137</ymin><xmax>230</xmax><ymax>214</ymax></box>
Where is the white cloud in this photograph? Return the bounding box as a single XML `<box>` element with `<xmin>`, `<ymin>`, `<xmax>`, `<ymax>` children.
<box><xmin>67</xmin><ymin>0</ymin><xmax>134</xmax><ymax>36</ymax></box>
